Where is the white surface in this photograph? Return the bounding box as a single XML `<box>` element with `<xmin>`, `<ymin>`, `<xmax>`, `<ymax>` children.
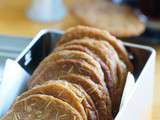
<box><xmin>115</xmin><ymin>43</ymin><xmax>156</xmax><ymax>120</ymax></box>
<box><xmin>120</xmin><ymin>72</ymin><xmax>135</xmax><ymax>108</ymax></box>
<box><xmin>0</xmin><ymin>57</ymin><xmax>6</xmax><ymax>84</ymax></box>
<box><xmin>0</xmin><ymin>59</ymin><xmax>30</xmax><ymax>117</ymax></box>
<box><xmin>0</xmin><ymin>35</ymin><xmax>31</xmax><ymax>84</ymax></box>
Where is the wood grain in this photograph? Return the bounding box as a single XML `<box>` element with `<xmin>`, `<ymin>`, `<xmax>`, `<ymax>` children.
<box><xmin>152</xmin><ymin>45</ymin><xmax>160</xmax><ymax>120</ymax></box>
<box><xmin>0</xmin><ymin>0</ymin><xmax>79</xmax><ymax>36</ymax></box>
<box><xmin>0</xmin><ymin>0</ymin><xmax>159</xmax><ymax>119</ymax></box>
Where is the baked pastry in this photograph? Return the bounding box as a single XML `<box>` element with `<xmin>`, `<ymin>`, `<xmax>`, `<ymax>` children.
<box><xmin>55</xmin><ymin>38</ymin><xmax>127</xmax><ymax>115</ymax></box>
<box><xmin>15</xmin><ymin>80</ymin><xmax>88</xmax><ymax>120</ymax></box>
<box><xmin>69</xmin><ymin>82</ymin><xmax>98</xmax><ymax>120</ymax></box>
<box><xmin>2</xmin><ymin>94</ymin><xmax>83</xmax><ymax>120</ymax></box>
<box><xmin>60</xmin><ymin>74</ymin><xmax>113</xmax><ymax>120</ymax></box>
<box><xmin>56</xmin><ymin>39</ymin><xmax>118</xmax><ymax>84</ymax></box>
<box><xmin>56</xmin><ymin>25</ymin><xmax>133</xmax><ymax>71</ymax></box>
<box><xmin>55</xmin><ymin>43</ymin><xmax>112</xmax><ymax>84</ymax></box>
<box><xmin>29</xmin><ymin>59</ymin><xmax>107</xmax><ymax>93</ymax></box>
<box><xmin>29</xmin><ymin>25</ymin><xmax>132</xmax><ymax>117</ymax></box>
<box><xmin>29</xmin><ymin>50</ymin><xmax>104</xmax><ymax>84</ymax></box>
<box><xmin>28</xmin><ymin>48</ymin><xmax>113</xmax><ymax>119</ymax></box>
<box><xmin>2</xmin><ymin>25</ymin><xmax>133</xmax><ymax>120</ymax></box>
<box><xmin>28</xmin><ymin>73</ymin><xmax>112</xmax><ymax>120</ymax></box>
<box><xmin>100</xmin><ymin>40</ymin><xmax>128</xmax><ymax>115</ymax></box>
<box><xmin>71</xmin><ymin>0</ymin><xmax>145</xmax><ymax>37</ymax></box>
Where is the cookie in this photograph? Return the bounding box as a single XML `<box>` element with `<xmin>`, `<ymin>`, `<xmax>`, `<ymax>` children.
<box><xmin>31</xmin><ymin>50</ymin><xmax>104</xmax><ymax>83</ymax></box>
<box><xmin>56</xmin><ymin>38</ymin><xmax>128</xmax><ymax>115</ymax></box>
<box><xmin>71</xmin><ymin>0</ymin><xmax>145</xmax><ymax>37</ymax></box>
<box><xmin>100</xmin><ymin>40</ymin><xmax>128</xmax><ymax>115</ymax></box>
<box><xmin>60</xmin><ymin>74</ymin><xmax>113</xmax><ymax>120</ymax></box>
<box><xmin>67</xmin><ymin>82</ymin><xmax>98</xmax><ymax>120</ymax></box>
<box><xmin>15</xmin><ymin>80</ymin><xmax>88</xmax><ymax>120</ymax></box>
<box><xmin>55</xmin><ymin>43</ymin><xmax>112</xmax><ymax>85</ymax></box>
<box><xmin>29</xmin><ymin>59</ymin><xmax>106</xmax><ymax>93</ymax></box>
<box><xmin>2</xmin><ymin>94</ymin><xmax>82</xmax><ymax>120</ymax></box>
<box><xmin>56</xmin><ymin>25</ymin><xmax>133</xmax><ymax>71</ymax></box>
<box><xmin>57</xmin><ymin>39</ymin><xmax>117</xmax><ymax>86</ymax></box>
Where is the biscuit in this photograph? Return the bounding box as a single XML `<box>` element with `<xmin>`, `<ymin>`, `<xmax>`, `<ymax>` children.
<box><xmin>30</xmin><ymin>50</ymin><xmax>104</xmax><ymax>83</ymax></box>
<box><xmin>15</xmin><ymin>80</ymin><xmax>88</xmax><ymax>120</ymax></box>
<box><xmin>29</xmin><ymin>59</ymin><xmax>106</xmax><ymax>93</ymax></box>
<box><xmin>2</xmin><ymin>25</ymin><xmax>133</xmax><ymax>120</ymax></box>
<box><xmin>28</xmin><ymin>66</ymin><xmax>112</xmax><ymax>120</ymax></box>
<box><xmin>60</xmin><ymin>74</ymin><xmax>113</xmax><ymax>120</ymax></box>
<box><xmin>56</xmin><ymin>39</ymin><xmax>128</xmax><ymax>115</ymax></box>
<box><xmin>71</xmin><ymin>0</ymin><xmax>145</xmax><ymax>37</ymax></box>
<box><xmin>100</xmin><ymin>40</ymin><xmax>127</xmax><ymax>115</ymax></box>
<box><xmin>2</xmin><ymin>94</ymin><xmax>83</xmax><ymax>120</ymax></box>
<box><xmin>57</xmin><ymin>39</ymin><xmax>117</xmax><ymax>86</ymax></box>
<box><xmin>55</xmin><ymin>43</ymin><xmax>112</xmax><ymax>85</ymax></box>
<box><xmin>67</xmin><ymin>82</ymin><xmax>98</xmax><ymax>120</ymax></box>
<box><xmin>56</xmin><ymin>25</ymin><xmax>133</xmax><ymax>71</ymax></box>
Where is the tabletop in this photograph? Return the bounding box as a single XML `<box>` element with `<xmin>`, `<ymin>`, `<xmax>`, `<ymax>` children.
<box><xmin>0</xmin><ymin>0</ymin><xmax>159</xmax><ymax>119</ymax></box>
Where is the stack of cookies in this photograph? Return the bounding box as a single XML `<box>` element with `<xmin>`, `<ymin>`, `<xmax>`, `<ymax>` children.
<box><xmin>2</xmin><ymin>26</ymin><xmax>133</xmax><ymax>120</ymax></box>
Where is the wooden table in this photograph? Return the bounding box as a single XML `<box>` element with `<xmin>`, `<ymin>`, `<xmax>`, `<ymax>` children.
<box><xmin>0</xmin><ymin>0</ymin><xmax>159</xmax><ymax>119</ymax></box>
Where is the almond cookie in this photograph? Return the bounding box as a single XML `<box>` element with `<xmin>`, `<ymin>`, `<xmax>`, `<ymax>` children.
<box><xmin>56</xmin><ymin>39</ymin><xmax>127</xmax><ymax>115</ymax></box>
<box><xmin>56</xmin><ymin>25</ymin><xmax>133</xmax><ymax>71</ymax></box>
<box><xmin>100</xmin><ymin>40</ymin><xmax>128</xmax><ymax>115</ymax></box>
<box><xmin>30</xmin><ymin>50</ymin><xmax>104</xmax><ymax>84</ymax></box>
<box><xmin>60</xmin><ymin>74</ymin><xmax>113</xmax><ymax>120</ymax></box>
<box><xmin>71</xmin><ymin>0</ymin><xmax>145</xmax><ymax>37</ymax></box>
<box><xmin>29</xmin><ymin>59</ymin><xmax>107</xmax><ymax>93</ymax></box>
<box><xmin>2</xmin><ymin>94</ymin><xmax>83</xmax><ymax>120</ymax></box>
<box><xmin>68</xmin><ymin>82</ymin><xmax>98</xmax><ymax>120</ymax></box>
<box><xmin>15</xmin><ymin>80</ymin><xmax>88</xmax><ymax>120</ymax></box>
<box><xmin>56</xmin><ymin>39</ymin><xmax>117</xmax><ymax>87</ymax></box>
<box><xmin>55</xmin><ymin>43</ymin><xmax>112</xmax><ymax>85</ymax></box>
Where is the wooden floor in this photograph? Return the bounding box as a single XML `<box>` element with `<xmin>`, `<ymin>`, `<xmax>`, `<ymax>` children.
<box><xmin>0</xmin><ymin>0</ymin><xmax>159</xmax><ymax>119</ymax></box>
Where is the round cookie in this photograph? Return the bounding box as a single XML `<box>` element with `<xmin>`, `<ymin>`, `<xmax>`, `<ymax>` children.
<box><xmin>100</xmin><ymin>40</ymin><xmax>128</xmax><ymax>115</ymax></box>
<box><xmin>56</xmin><ymin>39</ymin><xmax>127</xmax><ymax>115</ymax></box>
<box><xmin>29</xmin><ymin>59</ymin><xmax>107</xmax><ymax>93</ymax></box>
<box><xmin>2</xmin><ymin>94</ymin><xmax>83</xmax><ymax>120</ymax></box>
<box><xmin>60</xmin><ymin>74</ymin><xmax>113</xmax><ymax>120</ymax></box>
<box><xmin>54</xmin><ymin>44</ymin><xmax>112</xmax><ymax>85</ymax></box>
<box><xmin>15</xmin><ymin>80</ymin><xmax>88</xmax><ymax>120</ymax></box>
<box><xmin>56</xmin><ymin>25</ymin><xmax>133</xmax><ymax>71</ymax></box>
<box><xmin>71</xmin><ymin>0</ymin><xmax>145</xmax><ymax>37</ymax></box>
<box><xmin>31</xmin><ymin>50</ymin><xmax>104</xmax><ymax>83</ymax></box>
<box><xmin>67</xmin><ymin>82</ymin><xmax>98</xmax><ymax>120</ymax></box>
<box><xmin>56</xmin><ymin>39</ymin><xmax>118</xmax><ymax>87</ymax></box>
<box><xmin>28</xmin><ymin>73</ymin><xmax>113</xmax><ymax>120</ymax></box>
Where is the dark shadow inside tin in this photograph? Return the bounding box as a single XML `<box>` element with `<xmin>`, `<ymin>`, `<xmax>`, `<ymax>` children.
<box><xmin>18</xmin><ymin>31</ymin><xmax>152</xmax><ymax>82</ymax></box>
<box><xmin>126</xmin><ymin>46</ymin><xmax>151</xmax><ymax>80</ymax></box>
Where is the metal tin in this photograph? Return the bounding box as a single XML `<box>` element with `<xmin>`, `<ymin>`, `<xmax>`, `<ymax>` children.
<box><xmin>0</xmin><ymin>30</ymin><xmax>156</xmax><ymax>119</ymax></box>
<box><xmin>0</xmin><ymin>35</ymin><xmax>31</xmax><ymax>84</ymax></box>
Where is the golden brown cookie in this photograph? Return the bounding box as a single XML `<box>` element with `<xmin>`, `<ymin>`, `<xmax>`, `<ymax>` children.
<box><xmin>71</xmin><ymin>0</ymin><xmax>145</xmax><ymax>37</ymax></box>
<box><xmin>60</xmin><ymin>74</ymin><xmax>113</xmax><ymax>120</ymax></box>
<box><xmin>55</xmin><ymin>43</ymin><xmax>112</xmax><ymax>85</ymax></box>
<box><xmin>67</xmin><ymin>82</ymin><xmax>98</xmax><ymax>120</ymax></box>
<box><xmin>15</xmin><ymin>80</ymin><xmax>88</xmax><ymax>120</ymax></box>
<box><xmin>29</xmin><ymin>59</ymin><xmax>107</xmax><ymax>93</ymax></box>
<box><xmin>56</xmin><ymin>38</ymin><xmax>128</xmax><ymax>115</ymax></box>
<box><xmin>56</xmin><ymin>39</ymin><xmax>117</xmax><ymax>86</ymax></box>
<box><xmin>100</xmin><ymin>40</ymin><xmax>128</xmax><ymax>115</ymax></box>
<box><xmin>56</xmin><ymin>25</ymin><xmax>133</xmax><ymax>71</ymax></box>
<box><xmin>2</xmin><ymin>94</ymin><xmax>83</xmax><ymax>120</ymax></box>
<box><xmin>31</xmin><ymin>50</ymin><xmax>104</xmax><ymax>83</ymax></box>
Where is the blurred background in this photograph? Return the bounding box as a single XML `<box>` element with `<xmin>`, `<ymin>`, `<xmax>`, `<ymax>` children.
<box><xmin>0</xmin><ymin>0</ymin><xmax>159</xmax><ymax>119</ymax></box>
